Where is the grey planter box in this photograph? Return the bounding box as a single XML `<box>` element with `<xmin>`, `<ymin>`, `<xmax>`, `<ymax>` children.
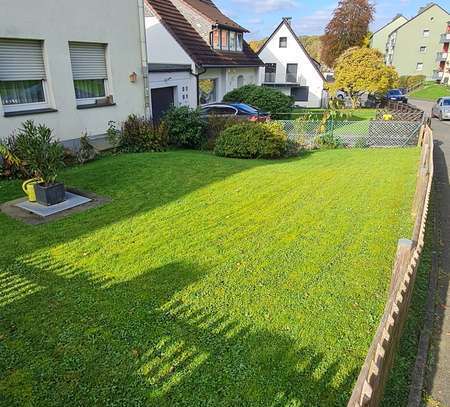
<box><xmin>34</xmin><ymin>183</ymin><xmax>66</xmax><ymax>206</ymax></box>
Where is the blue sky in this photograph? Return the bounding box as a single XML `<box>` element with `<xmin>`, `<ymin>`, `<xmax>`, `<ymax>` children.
<box><xmin>213</xmin><ymin>0</ymin><xmax>448</xmax><ymax>39</ymax></box>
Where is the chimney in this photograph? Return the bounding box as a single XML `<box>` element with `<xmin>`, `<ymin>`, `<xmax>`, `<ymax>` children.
<box><xmin>283</xmin><ymin>17</ymin><xmax>292</xmax><ymax>26</ymax></box>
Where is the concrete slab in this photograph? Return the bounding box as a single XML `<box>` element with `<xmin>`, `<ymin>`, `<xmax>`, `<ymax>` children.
<box><xmin>15</xmin><ymin>192</ymin><xmax>91</xmax><ymax>217</ymax></box>
<box><xmin>0</xmin><ymin>188</ymin><xmax>111</xmax><ymax>225</ymax></box>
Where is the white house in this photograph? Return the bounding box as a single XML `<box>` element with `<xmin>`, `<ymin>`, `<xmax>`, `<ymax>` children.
<box><xmin>0</xmin><ymin>0</ymin><xmax>148</xmax><ymax>149</ymax></box>
<box><xmin>257</xmin><ymin>18</ymin><xmax>326</xmax><ymax>108</ymax></box>
<box><xmin>145</xmin><ymin>0</ymin><xmax>264</xmax><ymax>119</ymax></box>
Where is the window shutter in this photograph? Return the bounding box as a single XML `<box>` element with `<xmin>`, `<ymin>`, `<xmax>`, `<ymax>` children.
<box><xmin>0</xmin><ymin>39</ymin><xmax>46</xmax><ymax>81</ymax></box>
<box><xmin>69</xmin><ymin>42</ymin><xmax>107</xmax><ymax>80</ymax></box>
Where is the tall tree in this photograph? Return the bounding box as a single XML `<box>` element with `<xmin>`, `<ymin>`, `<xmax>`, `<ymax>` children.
<box><xmin>329</xmin><ymin>47</ymin><xmax>399</xmax><ymax>108</ymax></box>
<box><xmin>321</xmin><ymin>0</ymin><xmax>374</xmax><ymax>67</ymax></box>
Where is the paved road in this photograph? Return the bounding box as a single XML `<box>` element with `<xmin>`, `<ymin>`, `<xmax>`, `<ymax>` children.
<box><xmin>411</xmin><ymin>99</ymin><xmax>450</xmax><ymax>405</ymax></box>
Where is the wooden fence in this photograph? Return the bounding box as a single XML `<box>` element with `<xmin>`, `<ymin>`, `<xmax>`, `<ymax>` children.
<box><xmin>376</xmin><ymin>101</ymin><xmax>424</xmax><ymax>122</ymax></box>
<box><xmin>347</xmin><ymin>121</ymin><xmax>434</xmax><ymax>406</ymax></box>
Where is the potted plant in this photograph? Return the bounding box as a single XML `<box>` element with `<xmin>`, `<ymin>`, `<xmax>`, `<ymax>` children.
<box><xmin>14</xmin><ymin>120</ymin><xmax>65</xmax><ymax>206</ymax></box>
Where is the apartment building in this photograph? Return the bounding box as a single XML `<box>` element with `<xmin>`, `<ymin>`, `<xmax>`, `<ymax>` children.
<box><xmin>436</xmin><ymin>20</ymin><xmax>450</xmax><ymax>83</ymax></box>
<box><xmin>370</xmin><ymin>14</ymin><xmax>408</xmax><ymax>55</ymax></box>
<box><xmin>384</xmin><ymin>3</ymin><xmax>449</xmax><ymax>80</ymax></box>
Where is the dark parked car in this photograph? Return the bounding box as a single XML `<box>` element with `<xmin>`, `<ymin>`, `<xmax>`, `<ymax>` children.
<box><xmin>386</xmin><ymin>89</ymin><xmax>408</xmax><ymax>103</ymax></box>
<box><xmin>200</xmin><ymin>103</ymin><xmax>270</xmax><ymax>122</ymax></box>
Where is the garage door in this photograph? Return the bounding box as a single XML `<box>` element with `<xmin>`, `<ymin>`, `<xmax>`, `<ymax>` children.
<box><xmin>151</xmin><ymin>87</ymin><xmax>175</xmax><ymax>123</ymax></box>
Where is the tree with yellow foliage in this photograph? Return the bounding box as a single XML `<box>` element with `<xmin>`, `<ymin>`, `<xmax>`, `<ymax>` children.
<box><xmin>329</xmin><ymin>47</ymin><xmax>399</xmax><ymax>108</ymax></box>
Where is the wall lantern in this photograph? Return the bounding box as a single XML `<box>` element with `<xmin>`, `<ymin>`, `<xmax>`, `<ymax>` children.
<box><xmin>129</xmin><ymin>72</ymin><xmax>138</xmax><ymax>83</ymax></box>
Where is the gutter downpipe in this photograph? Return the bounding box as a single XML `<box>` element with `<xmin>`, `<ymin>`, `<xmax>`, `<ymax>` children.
<box><xmin>137</xmin><ymin>0</ymin><xmax>151</xmax><ymax>119</ymax></box>
<box><xmin>193</xmin><ymin>65</ymin><xmax>207</xmax><ymax>106</ymax></box>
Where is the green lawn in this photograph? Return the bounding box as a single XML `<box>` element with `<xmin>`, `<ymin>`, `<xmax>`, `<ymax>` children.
<box><xmin>289</xmin><ymin>108</ymin><xmax>377</xmax><ymax>121</ymax></box>
<box><xmin>409</xmin><ymin>83</ymin><xmax>450</xmax><ymax>101</ymax></box>
<box><xmin>0</xmin><ymin>149</ymin><xmax>419</xmax><ymax>406</ymax></box>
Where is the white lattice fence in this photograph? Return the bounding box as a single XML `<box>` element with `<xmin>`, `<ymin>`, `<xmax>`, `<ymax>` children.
<box><xmin>276</xmin><ymin>120</ymin><xmax>422</xmax><ymax>148</ymax></box>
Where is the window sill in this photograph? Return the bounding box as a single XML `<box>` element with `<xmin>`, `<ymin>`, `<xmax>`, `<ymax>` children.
<box><xmin>3</xmin><ymin>108</ymin><xmax>58</xmax><ymax>117</ymax></box>
<box><xmin>76</xmin><ymin>103</ymin><xmax>116</xmax><ymax>110</ymax></box>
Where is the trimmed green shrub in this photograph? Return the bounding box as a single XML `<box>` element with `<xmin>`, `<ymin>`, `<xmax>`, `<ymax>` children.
<box><xmin>163</xmin><ymin>106</ymin><xmax>206</xmax><ymax>148</ymax></box>
<box><xmin>222</xmin><ymin>85</ymin><xmax>294</xmax><ymax>119</ymax></box>
<box><xmin>204</xmin><ymin>115</ymin><xmax>240</xmax><ymax>150</ymax></box>
<box><xmin>119</xmin><ymin>115</ymin><xmax>168</xmax><ymax>153</ymax></box>
<box><xmin>214</xmin><ymin>121</ymin><xmax>287</xmax><ymax>159</ymax></box>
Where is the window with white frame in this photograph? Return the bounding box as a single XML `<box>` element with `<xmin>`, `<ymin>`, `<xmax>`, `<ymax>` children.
<box><xmin>423</xmin><ymin>29</ymin><xmax>430</xmax><ymax>37</ymax></box>
<box><xmin>286</xmin><ymin>63</ymin><xmax>298</xmax><ymax>82</ymax></box>
<box><xmin>419</xmin><ymin>46</ymin><xmax>427</xmax><ymax>53</ymax></box>
<box><xmin>69</xmin><ymin>42</ymin><xmax>109</xmax><ymax>106</ymax></box>
<box><xmin>264</xmin><ymin>63</ymin><xmax>276</xmax><ymax>82</ymax></box>
<box><xmin>199</xmin><ymin>79</ymin><xmax>217</xmax><ymax>104</ymax></box>
<box><xmin>416</xmin><ymin>62</ymin><xmax>423</xmax><ymax>71</ymax></box>
<box><xmin>0</xmin><ymin>38</ymin><xmax>50</xmax><ymax>113</ymax></box>
<box><xmin>279</xmin><ymin>37</ymin><xmax>287</xmax><ymax>48</ymax></box>
<box><xmin>210</xmin><ymin>29</ymin><xmax>243</xmax><ymax>52</ymax></box>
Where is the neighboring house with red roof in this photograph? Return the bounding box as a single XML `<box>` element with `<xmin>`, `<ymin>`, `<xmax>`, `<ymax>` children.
<box><xmin>257</xmin><ymin>18</ymin><xmax>326</xmax><ymax>108</ymax></box>
<box><xmin>145</xmin><ymin>0</ymin><xmax>263</xmax><ymax>120</ymax></box>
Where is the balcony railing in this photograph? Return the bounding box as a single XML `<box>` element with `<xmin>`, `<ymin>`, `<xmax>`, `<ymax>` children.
<box><xmin>432</xmin><ymin>70</ymin><xmax>444</xmax><ymax>80</ymax></box>
<box><xmin>436</xmin><ymin>51</ymin><xmax>449</xmax><ymax>61</ymax></box>
<box><xmin>286</xmin><ymin>73</ymin><xmax>298</xmax><ymax>83</ymax></box>
<box><xmin>440</xmin><ymin>33</ymin><xmax>450</xmax><ymax>43</ymax></box>
<box><xmin>264</xmin><ymin>73</ymin><xmax>276</xmax><ymax>83</ymax></box>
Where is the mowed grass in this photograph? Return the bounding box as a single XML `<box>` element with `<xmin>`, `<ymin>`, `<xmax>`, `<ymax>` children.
<box><xmin>289</xmin><ymin>108</ymin><xmax>377</xmax><ymax>121</ymax></box>
<box><xmin>0</xmin><ymin>149</ymin><xmax>419</xmax><ymax>406</ymax></box>
<box><xmin>409</xmin><ymin>83</ymin><xmax>450</xmax><ymax>101</ymax></box>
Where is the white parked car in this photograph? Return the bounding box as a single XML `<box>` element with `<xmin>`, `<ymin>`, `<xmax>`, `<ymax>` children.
<box><xmin>431</xmin><ymin>97</ymin><xmax>450</xmax><ymax>121</ymax></box>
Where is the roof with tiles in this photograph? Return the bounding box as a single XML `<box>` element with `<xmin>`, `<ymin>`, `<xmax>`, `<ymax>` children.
<box><xmin>146</xmin><ymin>0</ymin><xmax>263</xmax><ymax>67</ymax></box>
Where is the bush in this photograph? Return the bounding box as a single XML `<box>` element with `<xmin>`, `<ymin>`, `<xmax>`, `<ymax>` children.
<box><xmin>162</xmin><ymin>106</ymin><xmax>206</xmax><ymax>148</ymax></box>
<box><xmin>222</xmin><ymin>85</ymin><xmax>294</xmax><ymax>119</ymax></box>
<box><xmin>399</xmin><ymin>75</ymin><xmax>425</xmax><ymax>89</ymax></box>
<box><xmin>0</xmin><ymin>135</ymin><xmax>24</xmax><ymax>179</ymax></box>
<box><xmin>315</xmin><ymin>132</ymin><xmax>343</xmax><ymax>149</ymax></box>
<box><xmin>204</xmin><ymin>115</ymin><xmax>240</xmax><ymax>150</ymax></box>
<box><xmin>13</xmin><ymin>120</ymin><xmax>64</xmax><ymax>184</ymax></box>
<box><xmin>77</xmin><ymin>133</ymin><xmax>97</xmax><ymax>164</ymax></box>
<box><xmin>214</xmin><ymin>121</ymin><xmax>287</xmax><ymax>159</ymax></box>
<box><xmin>117</xmin><ymin>115</ymin><xmax>168</xmax><ymax>153</ymax></box>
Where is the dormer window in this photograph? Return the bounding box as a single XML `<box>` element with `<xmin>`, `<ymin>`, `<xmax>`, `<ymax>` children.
<box><xmin>210</xmin><ymin>29</ymin><xmax>243</xmax><ymax>52</ymax></box>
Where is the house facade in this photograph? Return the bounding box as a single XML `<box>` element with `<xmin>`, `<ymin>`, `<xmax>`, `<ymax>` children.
<box><xmin>145</xmin><ymin>0</ymin><xmax>263</xmax><ymax>119</ymax></box>
<box><xmin>0</xmin><ymin>0</ymin><xmax>148</xmax><ymax>148</ymax></box>
<box><xmin>257</xmin><ymin>18</ymin><xmax>325</xmax><ymax>108</ymax></box>
<box><xmin>436</xmin><ymin>20</ymin><xmax>450</xmax><ymax>84</ymax></box>
<box><xmin>385</xmin><ymin>3</ymin><xmax>450</xmax><ymax>80</ymax></box>
<box><xmin>370</xmin><ymin>14</ymin><xmax>408</xmax><ymax>55</ymax></box>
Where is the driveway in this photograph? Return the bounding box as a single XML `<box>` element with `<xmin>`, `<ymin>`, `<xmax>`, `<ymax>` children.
<box><xmin>410</xmin><ymin>98</ymin><xmax>450</xmax><ymax>405</ymax></box>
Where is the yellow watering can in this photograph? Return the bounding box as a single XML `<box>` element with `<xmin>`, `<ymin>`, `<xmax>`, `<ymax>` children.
<box><xmin>22</xmin><ymin>178</ymin><xmax>43</xmax><ymax>202</ymax></box>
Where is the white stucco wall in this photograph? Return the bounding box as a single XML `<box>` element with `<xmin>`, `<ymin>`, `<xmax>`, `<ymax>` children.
<box><xmin>145</xmin><ymin>14</ymin><xmax>194</xmax><ymax>66</ymax></box>
<box><xmin>258</xmin><ymin>22</ymin><xmax>324</xmax><ymax>107</ymax></box>
<box><xmin>200</xmin><ymin>67</ymin><xmax>259</xmax><ymax>103</ymax></box>
<box><xmin>149</xmin><ymin>71</ymin><xmax>197</xmax><ymax>108</ymax></box>
<box><xmin>0</xmin><ymin>0</ymin><xmax>146</xmax><ymax>144</ymax></box>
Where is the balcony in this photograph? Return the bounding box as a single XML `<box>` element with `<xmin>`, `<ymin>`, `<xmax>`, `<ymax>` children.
<box><xmin>432</xmin><ymin>70</ymin><xmax>444</xmax><ymax>80</ymax></box>
<box><xmin>286</xmin><ymin>74</ymin><xmax>298</xmax><ymax>83</ymax></box>
<box><xmin>436</xmin><ymin>51</ymin><xmax>449</xmax><ymax>61</ymax></box>
<box><xmin>440</xmin><ymin>33</ymin><xmax>450</xmax><ymax>43</ymax></box>
<box><xmin>264</xmin><ymin>73</ymin><xmax>276</xmax><ymax>83</ymax></box>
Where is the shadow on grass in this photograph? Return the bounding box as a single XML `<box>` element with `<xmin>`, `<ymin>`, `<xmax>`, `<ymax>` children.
<box><xmin>0</xmin><ymin>254</ymin><xmax>357</xmax><ymax>406</ymax></box>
